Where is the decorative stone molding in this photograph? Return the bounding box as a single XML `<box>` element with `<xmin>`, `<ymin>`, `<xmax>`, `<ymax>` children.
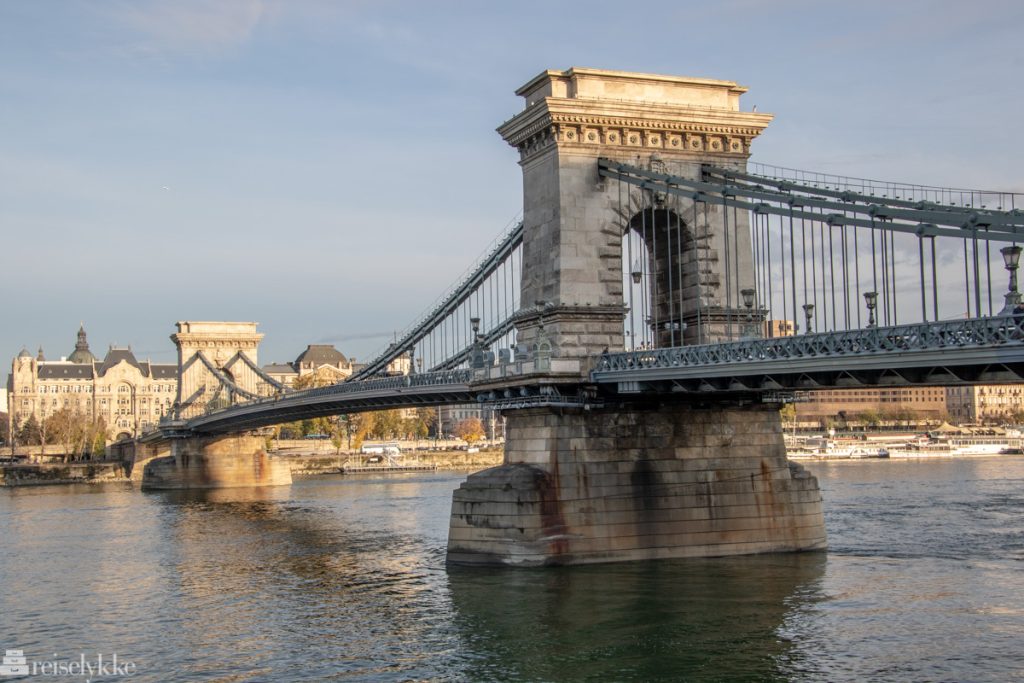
<box><xmin>498</xmin><ymin>68</ymin><xmax>771</xmax><ymax>164</ymax></box>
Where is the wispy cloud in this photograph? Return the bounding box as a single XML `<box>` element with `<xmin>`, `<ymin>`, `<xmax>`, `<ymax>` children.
<box><xmin>102</xmin><ymin>0</ymin><xmax>265</xmax><ymax>57</ymax></box>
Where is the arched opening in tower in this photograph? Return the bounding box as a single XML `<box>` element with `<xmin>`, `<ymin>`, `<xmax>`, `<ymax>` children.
<box><xmin>622</xmin><ymin>206</ymin><xmax>700</xmax><ymax>350</ymax></box>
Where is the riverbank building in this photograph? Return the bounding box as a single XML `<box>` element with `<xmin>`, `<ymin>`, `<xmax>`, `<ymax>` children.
<box><xmin>6</xmin><ymin>326</ymin><xmax>178</xmax><ymax>441</ymax></box>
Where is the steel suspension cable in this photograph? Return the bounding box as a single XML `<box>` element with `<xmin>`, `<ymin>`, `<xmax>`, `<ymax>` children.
<box><xmin>918</xmin><ymin>234</ymin><xmax>927</xmax><ymax>321</ymax></box>
<box><xmin>734</xmin><ymin>203</ymin><xmax>742</xmax><ymax>337</ymax></box>
<box><xmin>788</xmin><ymin>208</ymin><xmax>797</xmax><ymax>335</ymax></box>
<box><xmin>881</xmin><ymin>224</ymin><xmax>890</xmax><ymax>326</ymax></box>
<box><xmin>819</xmin><ymin>219</ymin><xmax>829</xmax><ymax>331</ymax></box>
<box><xmin>694</xmin><ymin>200</ymin><xmax>703</xmax><ymax>343</ymax></box>
<box><xmin>723</xmin><ymin>197</ymin><xmax>733</xmax><ymax>339</ymax></box>
<box><xmin>828</xmin><ymin>220</ymin><xmax>837</xmax><ymax>330</ymax></box>
<box><xmin>779</xmin><ymin>213</ymin><xmax>788</xmax><ymax>336</ymax></box>
<box><xmin>890</xmin><ymin>228</ymin><xmax>898</xmax><ymax>325</ymax></box>
<box><xmin>811</xmin><ymin>215</ymin><xmax>819</xmax><ymax>332</ymax></box>
<box><xmin>801</xmin><ymin>215</ymin><xmax>809</xmax><ymax>333</ymax></box>
<box><xmin>651</xmin><ymin>206</ymin><xmax>660</xmax><ymax>345</ymax></box>
<box><xmin>963</xmin><ymin>238</ymin><xmax>972</xmax><ymax>318</ymax></box>
<box><xmin>676</xmin><ymin>200</ymin><xmax>685</xmax><ymax>345</ymax></box>
<box><xmin>853</xmin><ymin>220</ymin><xmax>861</xmax><ymax>328</ymax></box>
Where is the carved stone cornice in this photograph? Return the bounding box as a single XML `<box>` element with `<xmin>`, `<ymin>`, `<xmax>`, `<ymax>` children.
<box><xmin>171</xmin><ymin>335</ymin><xmax>262</xmax><ymax>349</ymax></box>
<box><xmin>512</xmin><ymin>304</ymin><xmax>626</xmax><ymax>327</ymax></box>
<box><xmin>498</xmin><ymin>69</ymin><xmax>773</xmax><ymax>164</ymax></box>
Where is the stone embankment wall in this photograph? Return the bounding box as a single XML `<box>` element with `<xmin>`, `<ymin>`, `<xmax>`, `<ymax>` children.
<box><xmin>278</xmin><ymin>449</ymin><xmax>504</xmax><ymax>475</ymax></box>
<box><xmin>0</xmin><ymin>462</ymin><xmax>129</xmax><ymax>487</ymax></box>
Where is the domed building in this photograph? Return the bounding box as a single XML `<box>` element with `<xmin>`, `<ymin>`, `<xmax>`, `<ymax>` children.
<box><xmin>67</xmin><ymin>325</ymin><xmax>97</xmax><ymax>365</ymax></box>
<box><xmin>6</xmin><ymin>325</ymin><xmax>178</xmax><ymax>442</ymax></box>
<box><xmin>262</xmin><ymin>344</ymin><xmax>354</xmax><ymax>387</ymax></box>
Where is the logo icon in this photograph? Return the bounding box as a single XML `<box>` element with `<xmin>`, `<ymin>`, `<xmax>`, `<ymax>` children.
<box><xmin>0</xmin><ymin>650</ymin><xmax>28</xmax><ymax>676</ymax></box>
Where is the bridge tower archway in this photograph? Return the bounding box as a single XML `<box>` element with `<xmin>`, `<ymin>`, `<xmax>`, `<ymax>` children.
<box><xmin>498</xmin><ymin>67</ymin><xmax>772</xmax><ymax>366</ymax></box>
<box><xmin>171</xmin><ymin>322</ymin><xmax>264</xmax><ymax>419</ymax></box>
<box><xmin>622</xmin><ymin>205</ymin><xmax>704</xmax><ymax>349</ymax></box>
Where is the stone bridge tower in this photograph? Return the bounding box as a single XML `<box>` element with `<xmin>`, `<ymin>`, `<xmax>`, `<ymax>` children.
<box><xmin>497</xmin><ymin>67</ymin><xmax>772</xmax><ymax>365</ymax></box>
<box><xmin>172</xmin><ymin>321</ymin><xmax>264</xmax><ymax>419</ymax></box>
<box><xmin>448</xmin><ymin>69</ymin><xmax>825</xmax><ymax>567</ymax></box>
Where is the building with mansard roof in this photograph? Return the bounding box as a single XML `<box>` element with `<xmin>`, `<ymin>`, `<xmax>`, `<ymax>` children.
<box><xmin>262</xmin><ymin>344</ymin><xmax>355</xmax><ymax>387</ymax></box>
<box><xmin>6</xmin><ymin>326</ymin><xmax>178</xmax><ymax>441</ymax></box>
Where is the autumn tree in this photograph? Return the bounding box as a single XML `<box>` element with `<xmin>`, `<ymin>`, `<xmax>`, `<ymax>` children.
<box><xmin>856</xmin><ymin>410</ymin><xmax>881</xmax><ymax>427</ymax></box>
<box><xmin>342</xmin><ymin>413</ymin><xmax>372</xmax><ymax>451</ymax></box>
<box><xmin>402</xmin><ymin>415</ymin><xmax>429</xmax><ymax>440</ymax></box>
<box><xmin>88</xmin><ymin>418</ymin><xmax>109</xmax><ymax>459</ymax></box>
<box><xmin>17</xmin><ymin>415</ymin><xmax>42</xmax><ymax>445</ymax></box>
<box><xmin>300</xmin><ymin>417</ymin><xmax>334</xmax><ymax>436</ymax></box>
<box><xmin>453</xmin><ymin>417</ymin><xmax>485</xmax><ymax>445</ymax></box>
<box><xmin>416</xmin><ymin>407</ymin><xmax>438</xmax><ymax>437</ymax></box>
<box><xmin>47</xmin><ymin>407</ymin><xmax>91</xmax><ymax>461</ymax></box>
<box><xmin>279</xmin><ymin>421</ymin><xmax>304</xmax><ymax>439</ymax></box>
<box><xmin>368</xmin><ymin>410</ymin><xmax>403</xmax><ymax>440</ymax></box>
<box><xmin>779</xmin><ymin>403</ymin><xmax>796</xmax><ymax>427</ymax></box>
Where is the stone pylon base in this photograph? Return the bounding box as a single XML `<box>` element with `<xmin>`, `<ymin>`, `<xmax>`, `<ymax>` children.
<box><xmin>141</xmin><ymin>434</ymin><xmax>292</xmax><ymax>490</ymax></box>
<box><xmin>447</xmin><ymin>403</ymin><xmax>825</xmax><ymax>566</ymax></box>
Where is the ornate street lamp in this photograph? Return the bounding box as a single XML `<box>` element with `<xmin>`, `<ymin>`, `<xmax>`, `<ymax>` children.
<box><xmin>864</xmin><ymin>291</ymin><xmax>879</xmax><ymax>328</ymax></box>
<box><xmin>802</xmin><ymin>303</ymin><xmax>815</xmax><ymax>335</ymax></box>
<box><xmin>469</xmin><ymin>317</ymin><xmax>484</xmax><ymax>368</ymax></box>
<box><xmin>741</xmin><ymin>288</ymin><xmax>756</xmax><ymax>339</ymax></box>
<box><xmin>630</xmin><ymin>260</ymin><xmax>643</xmax><ymax>285</ymax></box>
<box><xmin>999</xmin><ymin>245</ymin><xmax>1022</xmax><ymax>315</ymax></box>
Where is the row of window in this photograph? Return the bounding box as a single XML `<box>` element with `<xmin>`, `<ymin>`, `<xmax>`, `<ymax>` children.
<box><xmin>810</xmin><ymin>397</ymin><xmax>946</xmax><ymax>404</ymax></box>
<box><xmin>20</xmin><ymin>398</ymin><xmax>170</xmax><ymax>411</ymax></box>
<box><xmin>813</xmin><ymin>390</ymin><xmax>944</xmax><ymax>398</ymax></box>
<box><xmin>26</xmin><ymin>384</ymin><xmax>175</xmax><ymax>394</ymax></box>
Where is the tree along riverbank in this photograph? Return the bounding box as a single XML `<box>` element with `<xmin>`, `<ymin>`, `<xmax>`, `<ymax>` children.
<box><xmin>0</xmin><ymin>461</ymin><xmax>129</xmax><ymax>487</ymax></box>
<box><xmin>0</xmin><ymin>448</ymin><xmax>505</xmax><ymax>487</ymax></box>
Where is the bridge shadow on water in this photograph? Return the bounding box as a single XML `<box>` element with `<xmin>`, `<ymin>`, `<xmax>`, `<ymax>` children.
<box><xmin>137</xmin><ymin>482</ymin><xmax>828</xmax><ymax>681</ymax></box>
<box><xmin>446</xmin><ymin>552</ymin><xmax>827</xmax><ymax>682</ymax></box>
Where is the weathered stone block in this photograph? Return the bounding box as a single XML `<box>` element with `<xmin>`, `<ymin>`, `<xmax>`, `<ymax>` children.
<box><xmin>448</xmin><ymin>403</ymin><xmax>825</xmax><ymax>566</ymax></box>
<box><xmin>141</xmin><ymin>435</ymin><xmax>292</xmax><ymax>490</ymax></box>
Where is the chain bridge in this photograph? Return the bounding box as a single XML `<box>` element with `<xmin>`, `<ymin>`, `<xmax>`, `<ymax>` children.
<box><xmin>138</xmin><ymin>67</ymin><xmax>1024</xmax><ymax>567</ymax></box>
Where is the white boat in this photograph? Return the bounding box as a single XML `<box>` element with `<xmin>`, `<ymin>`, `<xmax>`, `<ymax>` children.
<box><xmin>889</xmin><ymin>437</ymin><xmax>1014</xmax><ymax>458</ymax></box>
<box><xmin>786</xmin><ymin>439</ymin><xmax>889</xmax><ymax>460</ymax></box>
<box><xmin>787</xmin><ymin>429</ymin><xmax>1023</xmax><ymax>460</ymax></box>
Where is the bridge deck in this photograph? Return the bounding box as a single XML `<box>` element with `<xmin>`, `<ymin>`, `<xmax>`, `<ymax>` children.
<box><xmin>185</xmin><ymin>370</ymin><xmax>473</xmax><ymax>434</ymax></box>
<box><xmin>592</xmin><ymin>315</ymin><xmax>1024</xmax><ymax>392</ymax></box>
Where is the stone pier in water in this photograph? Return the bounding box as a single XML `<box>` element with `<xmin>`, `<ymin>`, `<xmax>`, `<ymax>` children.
<box><xmin>140</xmin><ymin>434</ymin><xmax>292</xmax><ymax>490</ymax></box>
<box><xmin>447</xmin><ymin>67</ymin><xmax>826</xmax><ymax>565</ymax></box>
<box><xmin>448</xmin><ymin>403</ymin><xmax>824</xmax><ymax>566</ymax></box>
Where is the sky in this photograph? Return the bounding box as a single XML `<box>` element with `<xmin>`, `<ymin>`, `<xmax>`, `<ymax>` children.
<box><xmin>2</xmin><ymin>0</ymin><xmax>1023</xmax><ymax>384</ymax></box>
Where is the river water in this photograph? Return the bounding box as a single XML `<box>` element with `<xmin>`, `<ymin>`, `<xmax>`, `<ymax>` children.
<box><xmin>1</xmin><ymin>457</ymin><xmax>1022</xmax><ymax>682</ymax></box>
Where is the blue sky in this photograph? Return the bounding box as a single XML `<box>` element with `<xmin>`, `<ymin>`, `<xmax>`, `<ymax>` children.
<box><xmin>2</xmin><ymin>0</ymin><xmax>1023</xmax><ymax>378</ymax></box>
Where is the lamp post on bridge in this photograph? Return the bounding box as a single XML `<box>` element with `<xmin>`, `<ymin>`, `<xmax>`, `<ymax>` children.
<box><xmin>663</xmin><ymin>321</ymin><xmax>680</xmax><ymax>347</ymax></box>
<box><xmin>740</xmin><ymin>288</ymin><xmax>757</xmax><ymax>339</ymax></box>
<box><xmin>864</xmin><ymin>291</ymin><xmax>879</xmax><ymax>328</ymax></box>
<box><xmin>802</xmin><ymin>303</ymin><xmax>815</xmax><ymax>335</ymax></box>
<box><xmin>999</xmin><ymin>245</ymin><xmax>1022</xmax><ymax>315</ymax></box>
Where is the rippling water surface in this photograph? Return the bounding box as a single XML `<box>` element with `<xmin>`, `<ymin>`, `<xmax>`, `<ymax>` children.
<box><xmin>1</xmin><ymin>458</ymin><xmax>1022</xmax><ymax>681</ymax></box>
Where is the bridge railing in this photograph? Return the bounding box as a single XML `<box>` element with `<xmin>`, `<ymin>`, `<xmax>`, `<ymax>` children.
<box><xmin>200</xmin><ymin>369</ymin><xmax>474</xmax><ymax>414</ymax></box>
<box><xmin>593</xmin><ymin>315</ymin><xmax>1024</xmax><ymax>376</ymax></box>
<box><xmin>599</xmin><ymin>157</ymin><xmax>1024</xmax><ymax>352</ymax></box>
